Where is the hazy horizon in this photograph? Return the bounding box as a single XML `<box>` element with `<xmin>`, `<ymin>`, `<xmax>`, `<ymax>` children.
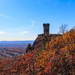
<box><xmin>0</xmin><ymin>40</ymin><xmax>34</xmax><ymax>41</ymax></box>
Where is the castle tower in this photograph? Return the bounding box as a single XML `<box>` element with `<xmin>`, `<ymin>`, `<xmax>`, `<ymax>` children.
<box><xmin>43</xmin><ymin>23</ymin><xmax>50</xmax><ymax>35</ymax></box>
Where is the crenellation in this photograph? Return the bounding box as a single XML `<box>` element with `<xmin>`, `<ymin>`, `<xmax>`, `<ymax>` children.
<box><xmin>43</xmin><ymin>23</ymin><xmax>50</xmax><ymax>35</ymax></box>
<box><xmin>31</xmin><ymin>23</ymin><xmax>62</xmax><ymax>50</ymax></box>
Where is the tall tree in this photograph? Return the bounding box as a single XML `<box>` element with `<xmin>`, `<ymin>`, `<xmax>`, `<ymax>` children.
<box><xmin>26</xmin><ymin>43</ymin><xmax>31</xmax><ymax>53</ymax></box>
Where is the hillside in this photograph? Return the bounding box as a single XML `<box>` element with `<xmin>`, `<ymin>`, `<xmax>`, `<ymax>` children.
<box><xmin>0</xmin><ymin>30</ymin><xmax>75</xmax><ymax>75</ymax></box>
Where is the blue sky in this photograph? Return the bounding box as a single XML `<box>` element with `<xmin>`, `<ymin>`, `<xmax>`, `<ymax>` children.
<box><xmin>0</xmin><ymin>0</ymin><xmax>75</xmax><ymax>41</ymax></box>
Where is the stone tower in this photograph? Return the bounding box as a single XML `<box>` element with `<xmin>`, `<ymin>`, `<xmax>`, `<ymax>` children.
<box><xmin>43</xmin><ymin>23</ymin><xmax>50</xmax><ymax>35</ymax></box>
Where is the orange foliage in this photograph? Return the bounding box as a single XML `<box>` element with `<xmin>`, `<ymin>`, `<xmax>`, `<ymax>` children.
<box><xmin>0</xmin><ymin>31</ymin><xmax>75</xmax><ymax>75</ymax></box>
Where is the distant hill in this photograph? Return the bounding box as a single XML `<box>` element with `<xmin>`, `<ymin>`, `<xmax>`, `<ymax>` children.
<box><xmin>0</xmin><ymin>41</ymin><xmax>34</xmax><ymax>48</ymax></box>
<box><xmin>0</xmin><ymin>41</ymin><xmax>34</xmax><ymax>58</ymax></box>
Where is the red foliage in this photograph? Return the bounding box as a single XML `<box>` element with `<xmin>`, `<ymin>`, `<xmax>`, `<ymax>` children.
<box><xmin>0</xmin><ymin>31</ymin><xmax>75</xmax><ymax>75</ymax></box>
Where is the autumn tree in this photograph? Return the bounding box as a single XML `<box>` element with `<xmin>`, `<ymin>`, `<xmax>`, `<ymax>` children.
<box><xmin>59</xmin><ymin>24</ymin><xmax>68</xmax><ymax>34</ymax></box>
<box><xmin>26</xmin><ymin>43</ymin><xmax>31</xmax><ymax>53</ymax></box>
<box><xmin>0</xmin><ymin>30</ymin><xmax>75</xmax><ymax>75</ymax></box>
<box><xmin>70</xmin><ymin>26</ymin><xmax>75</xmax><ymax>32</ymax></box>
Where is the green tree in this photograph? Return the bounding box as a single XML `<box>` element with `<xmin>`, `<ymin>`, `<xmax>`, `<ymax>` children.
<box><xmin>26</xmin><ymin>43</ymin><xmax>31</xmax><ymax>53</ymax></box>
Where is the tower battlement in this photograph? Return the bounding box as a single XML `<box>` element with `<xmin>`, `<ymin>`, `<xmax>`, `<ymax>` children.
<box><xmin>38</xmin><ymin>23</ymin><xmax>50</xmax><ymax>37</ymax></box>
<box><xmin>31</xmin><ymin>23</ymin><xmax>62</xmax><ymax>50</ymax></box>
<box><xmin>43</xmin><ymin>23</ymin><xmax>50</xmax><ymax>35</ymax></box>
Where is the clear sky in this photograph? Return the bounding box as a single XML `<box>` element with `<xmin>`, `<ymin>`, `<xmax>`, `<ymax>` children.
<box><xmin>0</xmin><ymin>0</ymin><xmax>75</xmax><ymax>41</ymax></box>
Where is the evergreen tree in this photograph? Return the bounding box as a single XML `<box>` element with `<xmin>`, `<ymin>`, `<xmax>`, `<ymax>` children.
<box><xmin>26</xmin><ymin>43</ymin><xmax>31</xmax><ymax>53</ymax></box>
